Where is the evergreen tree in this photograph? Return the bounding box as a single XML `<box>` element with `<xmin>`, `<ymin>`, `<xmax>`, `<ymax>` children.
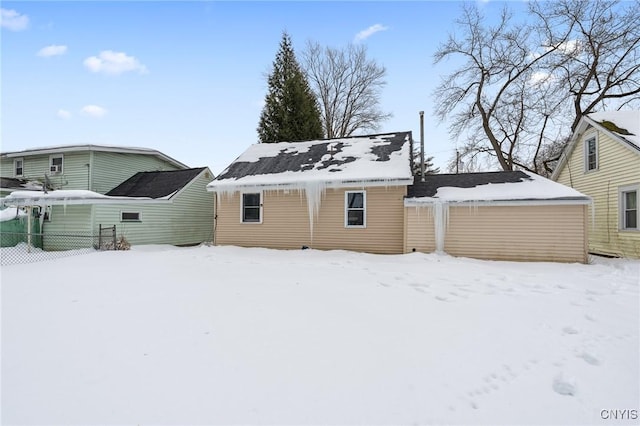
<box><xmin>258</xmin><ymin>32</ymin><xmax>323</xmax><ymax>143</ymax></box>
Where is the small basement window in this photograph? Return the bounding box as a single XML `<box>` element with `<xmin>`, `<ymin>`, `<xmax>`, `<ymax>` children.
<box><xmin>584</xmin><ymin>136</ymin><xmax>598</xmax><ymax>172</ymax></box>
<box><xmin>345</xmin><ymin>191</ymin><xmax>366</xmax><ymax>228</ymax></box>
<box><xmin>242</xmin><ymin>193</ymin><xmax>262</xmax><ymax>223</ymax></box>
<box><xmin>14</xmin><ymin>158</ymin><xmax>23</xmax><ymax>177</ymax></box>
<box><xmin>121</xmin><ymin>212</ymin><xmax>141</xmax><ymax>222</ymax></box>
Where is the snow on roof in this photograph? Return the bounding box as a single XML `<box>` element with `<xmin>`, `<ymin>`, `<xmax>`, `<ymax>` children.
<box><xmin>587</xmin><ymin>111</ymin><xmax>640</xmax><ymax>149</ymax></box>
<box><xmin>0</xmin><ymin>177</ymin><xmax>46</xmax><ymax>192</ymax></box>
<box><xmin>0</xmin><ymin>207</ymin><xmax>27</xmax><ymax>222</ymax></box>
<box><xmin>207</xmin><ymin>132</ymin><xmax>413</xmax><ymax>191</ymax></box>
<box><xmin>406</xmin><ymin>171</ymin><xmax>589</xmax><ymax>204</ymax></box>
<box><xmin>0</xmin><ymin>189</ymin><xmax>167</xmax><ymax>208</ymax></box>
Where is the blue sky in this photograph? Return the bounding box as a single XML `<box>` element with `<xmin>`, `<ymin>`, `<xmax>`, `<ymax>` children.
<box><xmin>1</xmin><ymin>1</ymin><xmax>524</xmax><ymax>174</ymax></box>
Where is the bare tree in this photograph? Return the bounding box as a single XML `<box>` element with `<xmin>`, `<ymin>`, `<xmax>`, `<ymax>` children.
<box><xmin>434</xmin><ymin>0</ymin><xmax>640</xmax><ymax>173</ymax></box>
<box><xmin>303</xmin><ymin>42</ymin><xmax>391</xmax><ymax>138</ymax></box>
<box><xmin>531</xmin><ymin>0</ymin><xmax>640</xmax><ymax>132</ymax></box>
<box><xmin>433</xmin><ymin>4</ymin><xmax>567</xmax><ymax>172</ymax></box>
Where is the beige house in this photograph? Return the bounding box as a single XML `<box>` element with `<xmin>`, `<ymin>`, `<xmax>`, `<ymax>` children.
<box><xmin>208</xmin><ymin>132</ymin><xmax>590</xmax><ymax>262</ymax></box>
<box><xmin>552</xmin><ymin>111</ymin><xmax>640</xmax><ymax>258</ymax></box>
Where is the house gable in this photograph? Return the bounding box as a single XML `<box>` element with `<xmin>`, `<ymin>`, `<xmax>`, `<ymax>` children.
<box><xmin>553</xmin><ymin>111</ymin><xmax>640</xmax><ymax>257</ymax></box>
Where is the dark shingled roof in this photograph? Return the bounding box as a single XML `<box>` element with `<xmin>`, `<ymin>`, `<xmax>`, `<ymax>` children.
<box><xmin>106</xmin><ymin>168</ymin><xmax>206</xmax><ymax>199</ymax></box>
<box><xmin>407</xmin><ymin>171</ymin><xmax>532</xmax><ymax>198</ymax></box>
<box><xmin>215</xmin><ymin>132</ymin><xmax>410</xmax><ymax>181</ymax></box>
<box><xmin>0</xmin><ymin>177</ymin><xmax>47</xmax><ymax>192</ymax></box>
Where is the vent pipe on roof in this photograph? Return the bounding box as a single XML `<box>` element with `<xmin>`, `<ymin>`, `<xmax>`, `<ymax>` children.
<box><xmin>419</xmin><ymin>111</ymin><xmax>425</xmax><ymax>182</ymax></box>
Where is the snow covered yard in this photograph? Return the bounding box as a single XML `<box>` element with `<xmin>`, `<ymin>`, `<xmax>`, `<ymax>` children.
<box><xmin>1</xmin><ymin>245</ymin><xmax>638</xmax><ymax>425</ymax></box>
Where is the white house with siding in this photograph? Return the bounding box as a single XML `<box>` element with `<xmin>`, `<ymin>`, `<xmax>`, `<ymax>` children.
<box><xmin>552</xmin><ymin>111</ymin><xmax>640</xmax><ymax>258</ymax></box>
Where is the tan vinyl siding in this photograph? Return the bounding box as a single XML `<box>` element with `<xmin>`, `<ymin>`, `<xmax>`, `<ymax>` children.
<box><xmin>556</xmin><ymin>128</ymin><xmax>640</xmax><ymax>258</ymax></box>
<box><xmin>215</xmin><ymin>186</ymin><xmax>406</xmax><ymax>254</ymax></box>
<box><xmin>91</xmin><ymin>151</ymin><xmax>182</xmax><ymax>194</ymax></box>
<box><xmin>405</xmin><ymin>204</ymin><xmax>588</xmax><ymax>263</ymax></box>
<box><xmin>404</xmin><ymin>206</ymin><xmax>436</xmax><ymax>253</ymax></box>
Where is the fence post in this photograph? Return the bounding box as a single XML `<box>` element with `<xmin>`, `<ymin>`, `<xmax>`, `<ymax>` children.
<box><xmin>27</xmin><ymin>206</ymin><xmax>32</xmax><ymax>253</ymax></box>
<box><xmin>111</xmin><ymin>225</ymin><xmax>116</xmax><ymax>248</ymax></box>
<box><xmin>98</xmin><ymin>224</ymin><xmax>103</xmax><ymax>249</ymax></box>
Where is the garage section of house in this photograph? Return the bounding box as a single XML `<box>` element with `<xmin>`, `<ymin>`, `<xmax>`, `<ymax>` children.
<box><xmin>404</xmin><ymin>171</ymin><xmax>591</xmax><ymax>263</ymax></box>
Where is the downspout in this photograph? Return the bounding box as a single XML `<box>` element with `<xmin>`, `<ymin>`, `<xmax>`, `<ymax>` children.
<box><xmin>88</xmin><ymin>150</ymin><xmax>95</xmax><ymax>191</ymax></box>
<box><xmin>419</xmin><ymin>111</ymin><xmax>425</xmax><ymax>182</ymax></box>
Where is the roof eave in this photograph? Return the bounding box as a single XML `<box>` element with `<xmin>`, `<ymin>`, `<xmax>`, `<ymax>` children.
<box><xmin>1</xmin><ymin>145</ymin><xmax>189</xmax><ymax>169</ymax></box>
<box><xmin>404</xmin><ymin>197</ymin><xmax>591</xmax><ymax>207</ymax></box>
<box><xmin>207</xmin><ymin>177</ymin><xmax>414</xmax><ymax>192</ymax></box>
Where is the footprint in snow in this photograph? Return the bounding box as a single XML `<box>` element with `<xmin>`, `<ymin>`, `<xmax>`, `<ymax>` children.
<box><xmin>435</xmin><ymin>295</ymin><xmax>449</xmax><ymax>302</ymax></box>
<box><xmin>552</xmin><ymin>373</ymin><xmax>577</xmax><ymax>396</ymax></box>
<box><xmin>562</xmin><ymin>326</ymin><xmax>579</xmax><ymax>335</ymax></box>
<box><xmin>577</xmin><ymin>351</ymin><xmax>600</xmax><ymax>366</ymax></box>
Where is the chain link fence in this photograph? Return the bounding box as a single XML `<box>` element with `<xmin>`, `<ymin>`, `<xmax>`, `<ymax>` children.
<box><xmin>1</xmin><ymin>231</ymin><xmax>117</xmax><ymax>266</ymax></box>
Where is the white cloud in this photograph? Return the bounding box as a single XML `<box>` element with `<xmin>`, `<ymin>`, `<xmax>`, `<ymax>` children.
<box><xmin>83</xmin><ymin>50</ymin><xmax>148</xmax><ymax>75</ymax></box>
<box><xmin>37</xmin><ymin>45</ymin><xmax>68</xmax><ymax>58</ymax></box>
<box><xmin>57</xmin><ymin>109</ymin><xmax>72</xmax><ymax>120</ymax></box>
<box><xmin>1</xmin><ymin>8</ymin><xmax>29</xmax><ymax>31</ymax></box>
<box><xmin>529</xmin><ymin>71</ymin><xmax>555</xmax><ymax>86</ymax></box>
<box><xmin>544</xmin><ymin>39</ymin><xmax>580</xmax><ymax>56</ymax></box>
<box><xmin>354</xmin><ymin>24</ymin><xmax>388</xmax><ymax>42</ymax></box>
<box><xmin>81</xmin><ymin>105</ymin><xmax>107</xmax><ymax>118</ymax></box>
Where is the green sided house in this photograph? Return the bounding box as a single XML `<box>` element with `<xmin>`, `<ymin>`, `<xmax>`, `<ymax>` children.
<box><xmin>552</xmin><ymin>111</ymin><xmax>640</xmax><ymax>258</ymax></box>
<box><xmin>207</xmin><ymin>132</ymin><xmax>590</xmax><ymax>263</ymax></box>
<box><xmin>1</xmin><ymin>145</ymin><xmax>214</xmax><ymax>249</ymax></box>
<box><xmin>0</xmin><ymin>144</ymin><xmax>187</xmax><ymax>193</ymax></box>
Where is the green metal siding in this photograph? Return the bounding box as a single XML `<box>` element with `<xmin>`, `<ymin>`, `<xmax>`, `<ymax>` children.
<box><xmin>1</xmin><ymin>152</ymin><xmax>91</xmax><ymax>190</ymax></box>
<box><xmin>91</xmin><ymin>151</ymin><xmax>182</xmax><ymax>194</ymax></box>
<box><xmin>169</xmin><ymin>170</ymin><xmax>215</xmax><ymax>245</ymax></box>
<box><xmin>43</xmin><ymin>205</ymin><xmax>94</xmax><ymax>250</ymax></box>
<box><xmin>91</xmin><ymin>170</ymin><xmax>214</xmax><ymax>246</ymax></box>
<box><xmin>2</xmin><ymin>150</ymin><xmax>183</xmax><ymax>194</ymax></box>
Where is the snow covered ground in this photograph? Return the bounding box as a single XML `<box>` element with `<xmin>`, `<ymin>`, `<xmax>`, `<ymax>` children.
<box><xmin>2</xmin><ymin>245</ymin><xmax>638</xmax><ymax>425</ymax></box>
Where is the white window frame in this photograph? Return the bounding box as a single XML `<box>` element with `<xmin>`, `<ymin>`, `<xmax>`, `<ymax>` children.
<box><xmin>345</xmin><ymin>190</ymin><xmax>366</xmax><ymax>228</ymax></box>
<box><xmin>49</xmin><ymin>154</ymin><xmax>64</xmax><ymax>175</ymax></box>
<box><xmin>120</xmin><ymin>211</ymin><xmax>142</xmax><ymax>222</ymax></box>
<box><xmin>584</xmin><ymin>134</ymin><xmax>598</xmax><ymax>172</ymax></box>
<box><xmin>14</xmin><ymin>158</ymin><xmax>24</xmax><ymax>177</ymax></box>
<box><xmin>241</xmin><ymin>191</ymin><xmax>262</xmax><ymax>224</ymax></box>
<box><xmin>619</xmin><ymin>184</ymin><xmax>639</xmax><ymax>231</ymax></box>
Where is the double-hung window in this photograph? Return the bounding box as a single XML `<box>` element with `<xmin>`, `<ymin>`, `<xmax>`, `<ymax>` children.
<box><xmin>50</xmin><ymin>154</ymin><xmax>64</xmax><ymax>174</ymax></box>
<box><xmin>14</xmin><ymin>158</ymin><xmax>23</xmax><ymax>177</ymax></box>
<box><xmin>620</xmin><ymin>185</ymin><xmax>639</xmax><ymax>231</ymax></box>
<box><xmin>242</xmin><ymin>193</ymin><xmax>262</xmax><ymax>223</ymax></box>
<box><xmin>584</xmin><ymin>136</ymin><xmax>598</xmax><ymax>172</ymax></box>
<box><xmin>345</xmin><ymin>191</ymin><xmax>366</xmax><ymax>228</ymax></box>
